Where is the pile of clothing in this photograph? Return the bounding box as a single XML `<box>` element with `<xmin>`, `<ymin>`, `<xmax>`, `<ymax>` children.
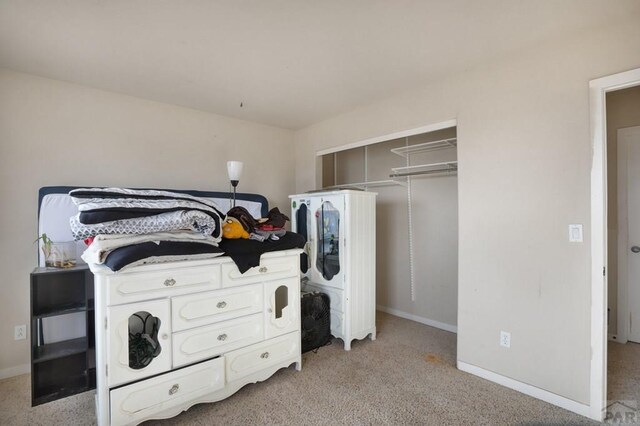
<box><xmin>222</xmin><ymin>206</ymin><xmax>290</xmax><ymax>241</ymax></box>
<box><xmin>69</xmin><ymin>187</ymin><xmax>225</xmax><ymax>271</ymax></box>
<box><xmin>219</xmin><ymin>206</ymin><xmax>305</xmax><ymax>273</ymax></box>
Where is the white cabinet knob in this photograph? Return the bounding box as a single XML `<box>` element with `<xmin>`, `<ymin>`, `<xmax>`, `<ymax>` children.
<box><xmin>162</xmin><ymin>333</ymin><xmax>169</xmax><ymax>340</ymax></box>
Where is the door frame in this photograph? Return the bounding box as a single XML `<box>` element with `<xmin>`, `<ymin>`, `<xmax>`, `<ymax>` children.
<box><xmin>617</xmin><ymin>126</ymin><xmax>640</xmax><ymax>344</ymax></box>
<box><xmin>589</xmin><ymin>67</ymin><xmax>640</xmax><ymax>421</ymax></box>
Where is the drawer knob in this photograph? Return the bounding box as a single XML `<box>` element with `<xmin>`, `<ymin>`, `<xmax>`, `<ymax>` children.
<box><xmin>260</xmin><ymin>352</ymin><xmax>270</xmax><ymax>359</ymax></box>
<box><xmin>259</xmin><ymin>266</ymin><xmax>268</xmax><ymax>273</ymax></box>
<box><xmin>217</xmin><ymin>301</ymin><xmax>227</xmax><ymax>309</ymax></box>
<box><xmin>217</xmin><ymin>333</ymin><xmax>227</xmax><ymax>341</ymax></box>
<box><xmin>164</xmin><ymin>278</ymin><xmax>176</xmax><ymax>287</ymax></box>
<box><xmin>161</xmin><ymin>333</ymin><xmax>168</xmax><ymax>340</ymax></box>
<box><xmin>169</xmin><ymin>384</ymin><xmax>179</xmax><ymax>395</ymax></box>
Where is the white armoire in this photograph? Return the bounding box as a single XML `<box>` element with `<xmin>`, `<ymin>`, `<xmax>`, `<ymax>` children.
<box><xmin>289</xmin><ymin>189</ymin><xmax>376</xmax><ymax>350</ymax></box>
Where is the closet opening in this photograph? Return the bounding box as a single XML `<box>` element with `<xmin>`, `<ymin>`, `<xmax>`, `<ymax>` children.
<box><xmin>317</xmin><ymin>120</ymin><xmax>459</xmax><ymax>352</ymax></box>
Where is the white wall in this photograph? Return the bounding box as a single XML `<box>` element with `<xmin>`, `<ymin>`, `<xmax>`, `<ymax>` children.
<box><xmin>294</xmin><ymin>18</ymin><xmax>640</xmax><ymax>406</ymax></box>
<box><xmin>0</xmin><ymin>69</ymin><xmax>294</xmax><ymax>376</ymax></box>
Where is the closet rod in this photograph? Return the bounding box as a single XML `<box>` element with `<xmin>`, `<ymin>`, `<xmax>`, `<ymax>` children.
<box><xmin>391</xmin><ymin>160</ymin><xmax>457</xmax><ymax>173</ymax></box>
<box><xmin>324</xmin><ymin>179</ymin><xmax>407</xmax><ymax>190</ymax></box>
<box><xmin>390</xmin><ymin>168</ymin><xmax>457</xmax><ymax>178</ymax></box>
<box><xmin>390</xmin><ymin>162</ymin><xmax>458</xmax><ymax>179</ymax></box>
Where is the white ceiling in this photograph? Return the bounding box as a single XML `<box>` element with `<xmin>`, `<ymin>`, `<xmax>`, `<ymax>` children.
<box><xmin>1</xmin><ymin>1</ymin><xmax>638</xmax><ymax>129</ymax></box>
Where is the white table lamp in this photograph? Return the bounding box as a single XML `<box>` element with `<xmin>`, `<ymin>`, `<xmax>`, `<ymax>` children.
<box><xmin>227</xmin><ymin>161</ymin><xmax>244</xmax><ymax>208</ymax></box>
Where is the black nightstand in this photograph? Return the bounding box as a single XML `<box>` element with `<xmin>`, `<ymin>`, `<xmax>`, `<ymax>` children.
<box><xmin>30</xmin><ymin>265</ymin><xmax>95</xmax><ymax>406</ymax></box>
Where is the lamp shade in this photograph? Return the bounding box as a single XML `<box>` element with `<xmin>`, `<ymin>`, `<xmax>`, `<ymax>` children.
<box><xmin>227</xmin><ymin>161</ymin><xmax>244</xmax><ymax>182</ymax></box>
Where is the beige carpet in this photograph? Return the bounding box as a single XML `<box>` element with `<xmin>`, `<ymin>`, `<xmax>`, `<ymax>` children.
<box><xmin>0</xmin><ymin>312</ymin><xmax>602</xmax><ymax>425</ymax></box>
<box><xmin>608</xmin><ymin>340</ymin><xmax>640</xmax><ymax>405</ymax></box>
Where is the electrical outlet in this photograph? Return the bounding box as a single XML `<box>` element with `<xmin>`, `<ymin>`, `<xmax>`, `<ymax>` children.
<box><xmin>500</xmin><ymin>331</ymin><xmax>511</xmax><ymax>348</ymax></box>
<box><xmin>14</xmin><ymin>325</ymin><xmax>26</xmax><ymax>340</ymax></box>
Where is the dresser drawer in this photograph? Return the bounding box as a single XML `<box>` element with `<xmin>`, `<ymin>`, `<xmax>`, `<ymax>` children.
<box><xmin>173</xmin><ymin>313</ymin><xmax>263</xmax><ymax>368</ymax></box>
<box><xmin>303</xmin><ymin>282</ymin><xmax>344</xmax><ymax>313</ymax></box>
<box><xmin>171</xmin><ymin>284</ymin><xmax>262</xmax><ymax>332</ymax></box>
<box><xmin>221</xmin><ymin>255</ymin><xmax>298</xmax><ymax>288</ymax></box>
<box><xmin>107</xmin><ymin>265</ymin><xmax>221</xmax><ymax>306</ymax></box>
<box><xmin>225</xmin><ymin>332</ymin><xmax>299</xmax><ymax>382</ymax></box>
<box><xmin>110</xmin><ymin>357</ymin><xmax>224</xmax><ymax>426</ymax></box>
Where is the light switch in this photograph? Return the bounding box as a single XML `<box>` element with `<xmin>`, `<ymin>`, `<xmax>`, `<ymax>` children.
<box><xmin>569</xmin><ymin>224</ymin><xmax>583</xmax><ymax>242</ymax></box>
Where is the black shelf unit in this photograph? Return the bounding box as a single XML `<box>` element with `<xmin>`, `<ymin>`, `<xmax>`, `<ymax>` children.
<box><xmin>30</xmin><ymin>265</ymin><xmax>95</xmax><ymax>406</ymax></box>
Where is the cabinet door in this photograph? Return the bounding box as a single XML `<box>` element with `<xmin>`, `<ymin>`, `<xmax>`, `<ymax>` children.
<box><xmin>264</xmin><ymin>277</ymin><xmax>299</xmax><ymax>339</ymax></box>
<box><xmin>302</xmin><ymin>282</ymin><xmax>344</xmax><ymax>313</ymax></box>
<box><xmin>309</xmin><ymin>194</ymin><xmax>344</xmax><ymax>287</ymax></box>
<box><xmin>108</xmin><ymin>299</ymin><xmax>171</xmax><ymax>387</ymax></box>
<box><xmin>330</xmin><ymin>310</ymin><xmax>345</xmax><ymax>339</ymax></box>
<box><xmin>291</xmin><ymin>198</ymin><xmax>312</xmax><ymax>277</ymax></box>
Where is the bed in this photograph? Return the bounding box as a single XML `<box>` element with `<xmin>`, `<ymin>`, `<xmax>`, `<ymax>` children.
<box><xmin>37</xmin><ymin>186</ymin><xmax>269</xmax><ymax>267</ymax></box>
<box><xmin>35</xmin><ymin>186</ymin><xmax>269</xmax><ymax>345</ymax></box>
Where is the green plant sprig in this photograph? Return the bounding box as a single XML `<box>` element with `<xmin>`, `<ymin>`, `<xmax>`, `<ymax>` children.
<box><xmin>34</xmin><ymin>233</ymin><xmax>53</xmax><ymax>259</ymax></box>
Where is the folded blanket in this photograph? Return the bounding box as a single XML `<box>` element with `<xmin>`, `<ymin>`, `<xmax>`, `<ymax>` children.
<box><xmin>70</xmin><ymin>187</ymin><xmax>224</xmax><ymax>213</ymax></box>
<box><xmin>103</xmin><ymin>241</ymin><xmax>224</xmax><ymax>271</ymax></box>
<box><xmin>69</xmin><ymin>187</ymin><xmax>224</xmax><ymax>240</ymax></box>
<box><xmin>70</xmin><ymin>210</ymin><xmax>220</xmax><ymax>240</ymax></box>
<box><xmin>76</xmin><ymin>198</ymin><xmax>221</xmax><ymax>212</ymax></box>
<box><xmin>82</xmin><ymin>231</ymin><xmax>220</xmax><ymax>264</ymax></box>
<box><xmin>79</xmin><ymin>208</ymin><xmax>196</xmax><ymax>224</ymax></box>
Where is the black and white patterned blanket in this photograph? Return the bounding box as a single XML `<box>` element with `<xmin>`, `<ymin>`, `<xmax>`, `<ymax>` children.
<box><xmin>69</xmin><ymin>187</ymin><xmax>224</xmax><ymax>241</ymax></box>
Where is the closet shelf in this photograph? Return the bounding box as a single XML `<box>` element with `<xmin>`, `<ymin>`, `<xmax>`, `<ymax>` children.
<box><xmin>324</xmin><ymin>179</ymin><xmax>407</xmax><ymax>190</ymax></box>
<box><xmin>390</xmin><ymin>161</ymin><xmax>458</xmax><ymax>177</ymax></box>
<box><xmin>390</xmin><ymin>138</ymin><xmax>457</xmax><ymax>157</ymax></box>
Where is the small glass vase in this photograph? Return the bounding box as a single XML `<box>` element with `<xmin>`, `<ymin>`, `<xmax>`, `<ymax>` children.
<box><xmin>45</xmin><ymin>241</ymin><xmax>77</xmax><ymax>268</ymax></box>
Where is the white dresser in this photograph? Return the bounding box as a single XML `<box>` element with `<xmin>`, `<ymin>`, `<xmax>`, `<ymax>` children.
<box><xmin>90</xmin><ymin>249</ymin><xmax>302</xmax><ymax>426</ymax></box>
<box><xmin>290</xmin><ymin>190</ymin><xmax>376</xmax><ymax>350</ymax></box>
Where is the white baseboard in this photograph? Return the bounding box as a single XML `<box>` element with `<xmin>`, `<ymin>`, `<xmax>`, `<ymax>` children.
<box><xmin>376</xmin><ymin>305</ymin><xmax>457</xmax><ymax>333</ymax></box>
<box><xmin>457</xmin><ymin>361</ymin><xmax>593</xmax><ymax>420</ymax></box>
<box><xmin>0</xmin><ymin>363</ymin><xmax>29</xmax><ymax>380</ymax></box>
<box><xmin>608</xmin><ymin>333</ymin><xmax>627</xmax><ymax>344</ymax></box>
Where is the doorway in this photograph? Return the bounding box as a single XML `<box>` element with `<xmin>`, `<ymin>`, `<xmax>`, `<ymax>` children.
<box><xmin>613</xmin><ymin>123</ymin><xmax>640</xmax><ymax>343</ymax></box>
<box><xmin>590</xmin><ymin>68</ymin><xmax>640</xmax><ymax>421</ymax></box>
<box><xmin>606</xmin><ymin>85</ymin><xmax>640</xmax><ymax>411</ymax></box>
